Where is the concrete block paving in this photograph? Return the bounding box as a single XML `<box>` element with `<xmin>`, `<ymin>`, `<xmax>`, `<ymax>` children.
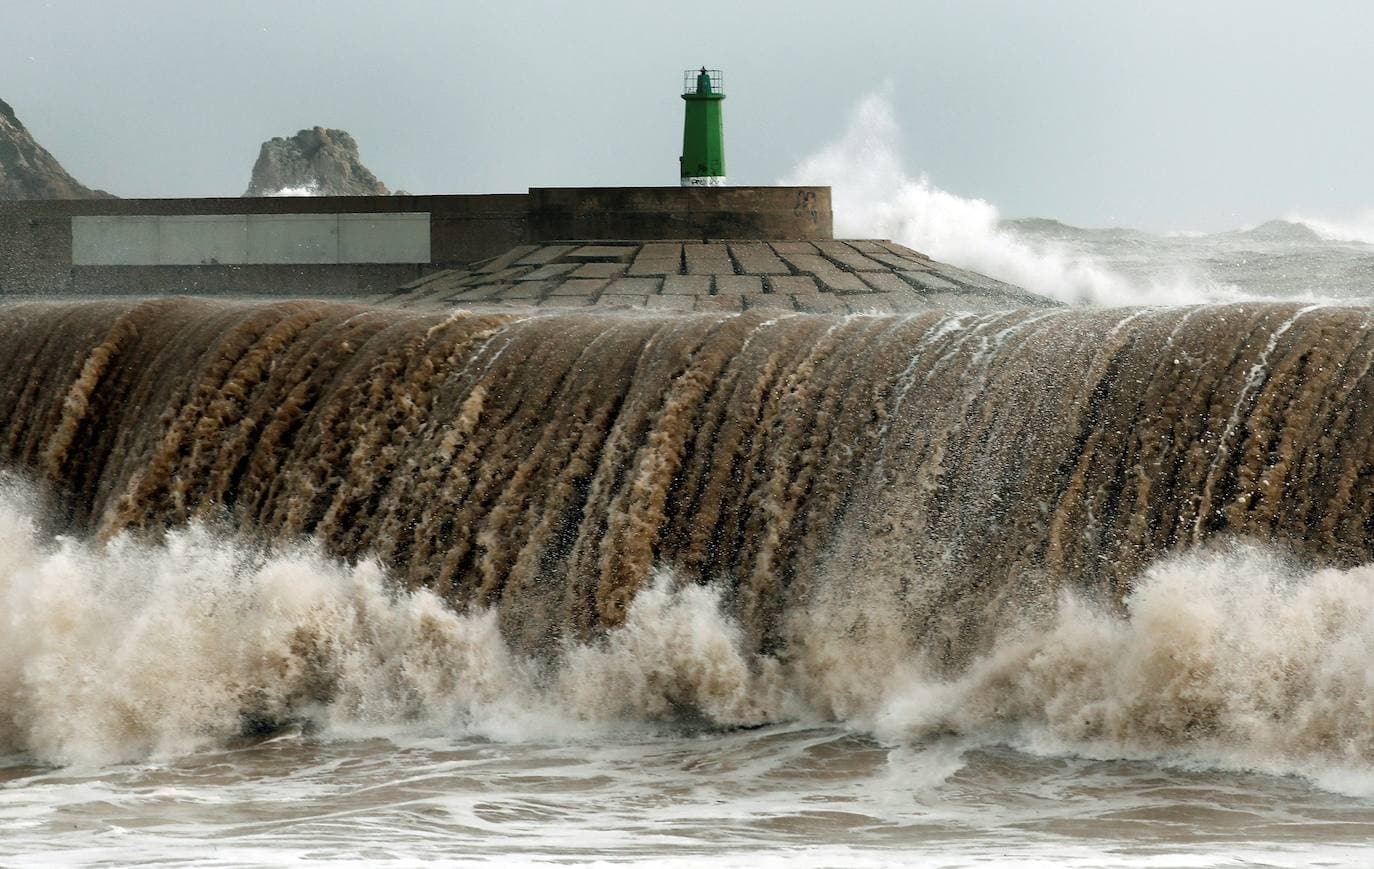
<box><xmin>378</xmin><ymin>239</ymin><xmax>1053</xmax><ymax>313</ymax></box>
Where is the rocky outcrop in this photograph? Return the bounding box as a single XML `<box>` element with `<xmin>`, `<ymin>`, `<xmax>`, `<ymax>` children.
<box><xmin>0</xmin><ymin>97</ymin><xmax>113</xmax><ymax>199</ymax></box>
<box><xmin>244</xmin><ymin>127</ymin><xmax>388</xmax><ymax>197</ymax></box>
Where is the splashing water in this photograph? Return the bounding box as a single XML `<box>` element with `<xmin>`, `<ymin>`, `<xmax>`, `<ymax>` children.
<box><xmin>0</xmin><ymin>478</ymin><xmax>787</xmax><ymax>767</ymax></box>
<box><xmin>6</xmin><ymin>293</ymin><xmax>1374</xmax><ymax>861</ymax></box>
<box><xmin>5</xmin><ymin>81</ymin><xmax>1374</xmax><ymax>869</ymax></box>
<box><xmin>872</xmin><ymin>544</ymin><xmax>1374</xmax><ymax>794</ymax></box>
<box><xmin>782</xmin><ymin>95</ymin><xmax>1262</xmax><ymax>306</ymax></box>
<box><xmin>5</xmin><ymin>476</ymin><xmax>1374</xmax><ymax>807</ymax></box>
<box><xmin>1289</xmin><ymin>209</ymin><xmax>1374</xmax><ymax>245</ymax></box>
<box><xmin>264</xmin><ymin>182</ymin><xmax>321</xmax><ymax>197</ymax></box>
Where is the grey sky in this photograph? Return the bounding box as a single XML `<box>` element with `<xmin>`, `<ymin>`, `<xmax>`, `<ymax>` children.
<box><xmin>3</xmin><ymin>0</ymin><xmax>1371</xmax><ymax>231</ymax></box>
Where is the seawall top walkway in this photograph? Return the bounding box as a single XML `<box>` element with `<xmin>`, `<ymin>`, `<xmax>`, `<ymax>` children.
<box><xmin>381</xmin><ymin>239</ymin><xmax>1052</xmax><ymax>314</ymax></box>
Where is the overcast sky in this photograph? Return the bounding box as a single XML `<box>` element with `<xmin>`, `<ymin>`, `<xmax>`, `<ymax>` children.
<box><xmin>3</xmin><ymin>0</ymin><xmax>1371</xmax><ymax>231</ymax></box>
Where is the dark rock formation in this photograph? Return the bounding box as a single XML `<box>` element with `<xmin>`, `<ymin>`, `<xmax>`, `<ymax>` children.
<box><xmin>0</xmin><ymin>97</ymin><xmax>113</xmax><ymax>199</ymax></box>
<box><xmin>244</xmin><ymin>127</ymin><xmax>389</xmax><ymax>196</ymax></box>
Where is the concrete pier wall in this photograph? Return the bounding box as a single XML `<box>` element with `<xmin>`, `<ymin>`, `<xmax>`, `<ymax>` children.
<box><xmin>526</xmin><ymin>187</ymin><xmax>829</xmax><ymax>242</ymax></box>
<box><xmin>0</xmin><ymin>187</ymin><xmax>829</xmax><ymax>295</ymax></box>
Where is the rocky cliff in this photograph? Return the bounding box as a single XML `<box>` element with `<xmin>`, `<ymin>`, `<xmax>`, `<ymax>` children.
<box><xmin>244</xmin><ymin>127</ymin><xmax>389</xmax><ymax>196</ymax></box>
<box><xmin>0</xmin><ymin>97</ymin><xmax>113</xmax><ymax>199</ymax></box>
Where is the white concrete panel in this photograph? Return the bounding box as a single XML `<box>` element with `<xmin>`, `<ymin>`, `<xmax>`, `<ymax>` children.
<box><xmin>157</xmin><ymin>215</ymin><xmax>249</xmax><ymax>265</ymax></box>
<box><xmin>247</xmin><ymin>215</ymin><xmax>340</xmax><ymax>264</ymax></box>
<box><xmin>73</xmin><ymin>212</ymin><xmax>434</xmax><ymax>266</ymax></box>
<box><xmin>72</xmin><ymin>216</ymin><xmax>159</xmax><ymax>265</ymax></box>
<box><xmin>338</xmin><ymin>213</ymin><xmax>430</xmax><ymax>263</ymax></box>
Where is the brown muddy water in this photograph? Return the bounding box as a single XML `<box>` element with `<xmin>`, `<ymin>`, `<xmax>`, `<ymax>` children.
<box><xmin>3</xmin><ymin>299</ymin><xmax>1374</xmax><ymax>866</ymax></box>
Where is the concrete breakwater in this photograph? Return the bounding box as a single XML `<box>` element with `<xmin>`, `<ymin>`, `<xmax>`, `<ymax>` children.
<box><xmin>0</xmin><ymin>298</ymin><xmax>1368</xmax><ymax>664</ymax></box>
<box><xmin>0</xmin><ymin>186</ymin><xmax>831</xmax><ymax>295</ymax></box>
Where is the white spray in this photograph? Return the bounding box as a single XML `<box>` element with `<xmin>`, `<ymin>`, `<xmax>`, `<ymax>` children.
<box><xmin>4</xmin><ymin>472</ymin><xmax>1374</xmax><ymax>795</ymax></box>
<box><xmin>781</xmin><ymin>94</ymin><xmax>1243</xmax><ymax>307</ymax></box>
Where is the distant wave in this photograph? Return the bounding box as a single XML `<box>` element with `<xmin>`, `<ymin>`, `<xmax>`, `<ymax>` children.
<box><xmin>1288</xmin><ymin>210</ymin><xmax>1374</xmax><ymax>245</ymax></box>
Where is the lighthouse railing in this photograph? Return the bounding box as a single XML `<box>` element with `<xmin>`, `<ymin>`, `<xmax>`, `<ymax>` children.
<box><xmin>682</xmin><ymin>69</ymin><xmax>725</xmax><ymax>96</ymax></box>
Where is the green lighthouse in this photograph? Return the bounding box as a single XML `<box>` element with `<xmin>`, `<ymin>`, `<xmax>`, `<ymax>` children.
<box><xmin>680</xmin><ymin>67</ymin><xmax>725</xmax><ymax>187</ymax></box>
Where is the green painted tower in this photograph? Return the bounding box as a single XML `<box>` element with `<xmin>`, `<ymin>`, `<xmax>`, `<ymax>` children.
<box><xmin>680</xmin><ymin>68</ymin><xmax>726</xmax><ymax>187</ymax></box>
